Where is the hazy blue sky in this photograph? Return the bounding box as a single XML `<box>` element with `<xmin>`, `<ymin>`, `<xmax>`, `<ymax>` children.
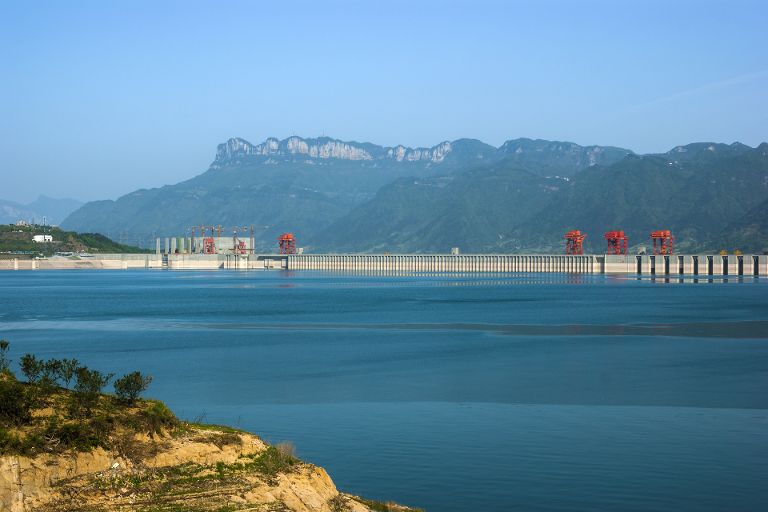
<box><xmin>2</xmin><ymin>0</ymin><xmax>766</xmax><ymax>203</ymax></box>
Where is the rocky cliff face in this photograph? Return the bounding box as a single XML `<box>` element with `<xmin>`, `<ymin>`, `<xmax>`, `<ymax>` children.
<box><xmin>0</xmin><ymin>426</ymin><xmax>414</xmax><ymax>512</ymax></box>
<box><xmin>212</xmin><ymin>135</ymin><xmax>453</xmax><ymax>168</ymax></box>
<box><xmin>386</xmin><ymin>141</ymin><xmax>452</xmax><ymax>163</ymax></box>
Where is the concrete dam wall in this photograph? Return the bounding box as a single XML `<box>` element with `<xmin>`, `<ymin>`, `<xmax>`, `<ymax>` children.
<box><xmin>289</xmin><ymin>254</ymin><xmax>768</xmax><ymax>276</ymax></box>
<box><xmin>289</xmin><ymin>254</ymin><xmax>597</xmax><ymax>273</ymax></box>
<box><xmin>3</xmin><ymin>253</ymin><xmax>766</xmax><ymax>276</ymax></box>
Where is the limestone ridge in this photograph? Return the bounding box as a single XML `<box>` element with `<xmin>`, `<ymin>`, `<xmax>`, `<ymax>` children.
<box><xmin>386</xmin><ymin>141</ymin><xmax>453</xmax><ymax>163</ymax></box>
<box><xmin>212</xmin><ymin>136</ymin><xmax>454</xmax><ymax>168</ymax></box>
<box><xmin>211</xmin><ymin>135</ymin><xmax>629</xmax><ymax>175</ymax></box>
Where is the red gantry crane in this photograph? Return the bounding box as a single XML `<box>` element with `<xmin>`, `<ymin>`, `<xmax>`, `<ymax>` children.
<box><xmin>278</xmin><ymin>233</ymin><xmax>297</xmax><ymax>254</ymax></box>
<box><xmin>604</xmin><ymin>230</ymin><xmax>628</xmax><ymax>255</ymax></box>
<box><xmin>650</xmin><ymin>230</ymin><xmax>674</xmax><ymax>255</ymax></box>
<box><xmin>191</xmin><ymin>225</ymin><xmax>220</xmax><ymax>254</ymax></box>
<box><xmin>564</xmin><ymin>230</ymin><xmax>587</xmax><ymax>255</ymax></box>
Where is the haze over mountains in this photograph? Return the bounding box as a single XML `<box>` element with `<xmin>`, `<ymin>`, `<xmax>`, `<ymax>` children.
<box><xmin>61</xmin><ymin>135</ymin><xmax>768</xmax><ymax>254</ymax></box>
<box><xmin>0</xmin><ymin>196</ymin><xmax>83</xmax><ymax>226</ymax></box>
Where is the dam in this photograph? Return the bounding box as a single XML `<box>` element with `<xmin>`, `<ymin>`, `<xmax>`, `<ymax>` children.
<box><xmin>2</xmin><ymin>252</ymin><xmax>766</xmax><ymax>276</ymax></box>
<box><xmin>1</xmin><ymin>228</ymin><xmax>754</xmax><ymax>275</ymax></box>
<box><xmin>290</xmin><ymin>253</ymin><xmax>768</xmax><ymax>276</ymax></box>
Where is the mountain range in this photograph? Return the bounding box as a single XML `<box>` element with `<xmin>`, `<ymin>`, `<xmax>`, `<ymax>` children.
<box><xmin>60</xmin><ymin>135</ymin><xmax>768</xmax><ymax>254</ymax></box>
<box><xmin>0</xmin><ymin>196</ymin><xmax>83</xmax><ymax>226</ymax></box>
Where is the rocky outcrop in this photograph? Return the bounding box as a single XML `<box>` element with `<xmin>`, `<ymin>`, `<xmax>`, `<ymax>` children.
<box><xmin>386</xmin><ymin>141</ymin><xmax>452</xmax><ymax>163</ymax></box>
<box><xmin>212</xmin><ymin>135</ymin><xmax>453</xmax><ymax>168</ymax></box>
<box><xmin>0</xmin><ymin>427</ymin><xmax>413</xmax><ymax>512</ymax></box>
<box><xmin>215</xmin><ymin>137</ymin><xmax>374</xmax><ymax>163</ymax></box>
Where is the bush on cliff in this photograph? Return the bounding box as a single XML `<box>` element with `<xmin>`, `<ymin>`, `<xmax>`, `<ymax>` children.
<box><xmin>20</xmin><ymin>353</ymin><xmax>45</xmax><ymax>383</ymax></box>
<box><xmin>0</xmin><ymin>378</ymin><xmax>32</xmax><ymax>426</ymax></box>
<box><xmin>70</xmin><ymin>367</ymin><xmax>114</xmax><ymax>416</ymax></box>
<box><xmin>114</xmin><ymin>371</ymin><xmax>153</xmax><ymax>405</ymax></box>
<box><xmin>0</xmin><ymin>339</ymin><xmax>10</xmax><ymax>374</ymax></box>
<box><xmin>0</xmin><ymin>341</ymin><xmax>177</xmax><ymax>456</ymax></box>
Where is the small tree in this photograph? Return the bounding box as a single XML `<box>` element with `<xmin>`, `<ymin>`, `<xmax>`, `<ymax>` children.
<box><xmin>59</xmin><ymin>359</ymin><xmax>79</xmax><ymax>388</ymax></box>
<box><xmin>113</xmin><ymin>371</ymin><xmax>153</xmax><ymax>405</ymax></box>
<box><xmin>42</xmin><ymin>359</ymin><xmax>63</xmax><ymax>387</ymax></box>
<box><xmin>72</xmin><ymin>367</ymin><xmax>113</xmax><ymax>415</ymax></box>
<box><xmin>0</xmin><ymin>379</ymin><xmax>32</xmax><ymax>426</ymax></box>
<box><xmin>0</xmin><ymin>340</ymin><xmax>9</xmax><ymax>374</ymax></box>
<box><xmin>20</xmin><ymin>354</ymin><xmax>45</xmax><ymax>384</ymax></box>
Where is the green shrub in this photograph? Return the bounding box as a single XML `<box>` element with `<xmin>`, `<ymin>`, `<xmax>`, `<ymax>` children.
<box><xmin>58</xmin><ymin>358</ymin><xmax>79</xmax><ymax>388</ymax></box>
<box><xmin>328</xmin><ymin>495</ymin><xmax>349</xmax><ymax>512</ymax></box>
<box><xmin>0</xmin><ymin>340</ymin><xmax>9</xmax><ymax>373</ymax></box>
<box><xmin>42</xmin><ymin>359</ymin><xmax>63</xmax><ymax>385</ymax></box>
<box><xmin>136</xmin><ymin>400</ymin><xmax>178</xmax><ymax>435</ymax></box>
<box><xmin>20</xmin><ymin>354</ymin><xmax>44</xmax><ymax>383</ymax></box>
<box><xmin>252</xmin><ymin>443</ymin><xmax>297</xmax><ymax>476</ymax></box>
<box><xmin>0</xmin><ymin>379</ymin><xmax>32</xmax><ymax>426</ymax></box>
<box><xmin>114</xmin><ymin>371</ymin><xmax>152</xmax><ymax>405</ymax></box>
<box><xmin>0</xmin><ymin>428</ymin><xmax>23</xmax><ymax>452</ymax></box>
<box><xmin>71</xmin><ymin>367</ymin><xmax>113</xmax><ymax>416</ymax></box>
<box><xmin>44</xmin><ymin>419</ymin><xmax>107</xmax><ymax>452</ymax></box>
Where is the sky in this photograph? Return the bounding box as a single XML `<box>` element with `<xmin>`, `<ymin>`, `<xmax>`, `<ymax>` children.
<box><xmin>1</xmin><ymin>0</ymin><xmax>767</xmax><ymax>203</ymax></box>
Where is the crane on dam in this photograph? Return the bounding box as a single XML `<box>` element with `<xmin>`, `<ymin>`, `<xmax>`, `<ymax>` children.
<box><xmin>564</xmin><ymin>230</ymin><xmax>587</xmax><ymax>255</ymax></box>
<box><xmin>650</xmin><ymin>230</ymin><xmax>674</xmax><ymax>255</ymax></box>
<box><xmin>278</xmin><ymin>233</ymin><xmax>297</xmax><ymax>255</ymax></box>
<box><xmin>604</xmin><ymin>231</ymin><xmax>628</xmax><ymax>255</ymax></box>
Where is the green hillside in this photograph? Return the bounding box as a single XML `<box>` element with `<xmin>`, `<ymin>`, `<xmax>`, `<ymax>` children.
<box><xmin>59</xmin><ymin>135</ymin><xmax>767</xmax><ymax>254</ymax></box>
<box><xmin>319</xmin><ymin>142</ymin><xmax>768</xmax><ymax>254</ymax></box>
<box><xmin>60</xmin><ymin>136</ymin><xmax>631</xmax><ymax>250</ymax></box>
<box><xmin>314</xmin><ymin>160</ymin><xmax>559</xmax><ymax>252</ymax></box>
<box><xmin>0</xmin><ymin>224</ymin><xmax>148</xmax><ymax>258</ymax></box>
<box><xmin>496</xmin><ymin>138</ymin><xmax>632</xmax><ymax>177</ymax></box>
<box><xmin>505</xmin><ymin>143</ymin><xmax>768</xmax><ymax>253</ymax></box>
<box><xmin>717</xmin><ymin>197</ymin><xmax>768</xmax><ymax>254</ymax></box>
<box><xmin>61</xmin><ymin>137</ymin><xmax>502</xmax><ymax>249</ymax></box>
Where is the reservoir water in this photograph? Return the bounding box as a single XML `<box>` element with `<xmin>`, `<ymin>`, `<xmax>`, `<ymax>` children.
<box><xmin>1</xmin><ymin>270</ymin><xmax>767</xmax><ymax>511</ymax></box>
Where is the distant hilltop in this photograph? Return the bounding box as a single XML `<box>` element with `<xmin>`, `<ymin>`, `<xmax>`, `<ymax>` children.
<box><xmin>0</xmin><ymin>196</ymin><xmax>83</xmax><ymax>226</ymax></box>
<box><xmin>60</xmin><ymin>135</ymin><xmax>768</xmax><ymax>254</ymax></box>
<box><xmin>212</xmin><ymin>134</ymin><xmax>631</xmax><ymax>171</ymax></box>
<box><xmin>213</xmin><ymin>136</ymin><xmax>455</xmax><ymax>166</ymax></box>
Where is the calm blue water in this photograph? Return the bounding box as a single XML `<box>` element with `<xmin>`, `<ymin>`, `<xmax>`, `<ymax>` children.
<box><xmin>1</xmin><ymin>270</ymin><xmax>767</xmax><ymax>511</ymax></box>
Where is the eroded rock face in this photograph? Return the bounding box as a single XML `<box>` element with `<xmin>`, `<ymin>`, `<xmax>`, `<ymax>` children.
<box><xmin>386</xmin><ymin>141</ymin><xmax>452</xmax><ymax>162</ymax></box>
<box><xmin>214</xmin><ymin>136</ymin><xmax>374</xmax><ymax>164</ymax></box>
<box><xmin>212</xmin><ymin>135</ymin><xmax>453</xmax><ymax>167</ymax></box>
<box><xmin>1</xmin><ymin>448</ymin><xmax>119</xmax><ymax>512</ymax></box>
<box><xmin>0</xmin><ymin>427</ymin><xmax>400</xmax><ymax>512</ymax></box>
